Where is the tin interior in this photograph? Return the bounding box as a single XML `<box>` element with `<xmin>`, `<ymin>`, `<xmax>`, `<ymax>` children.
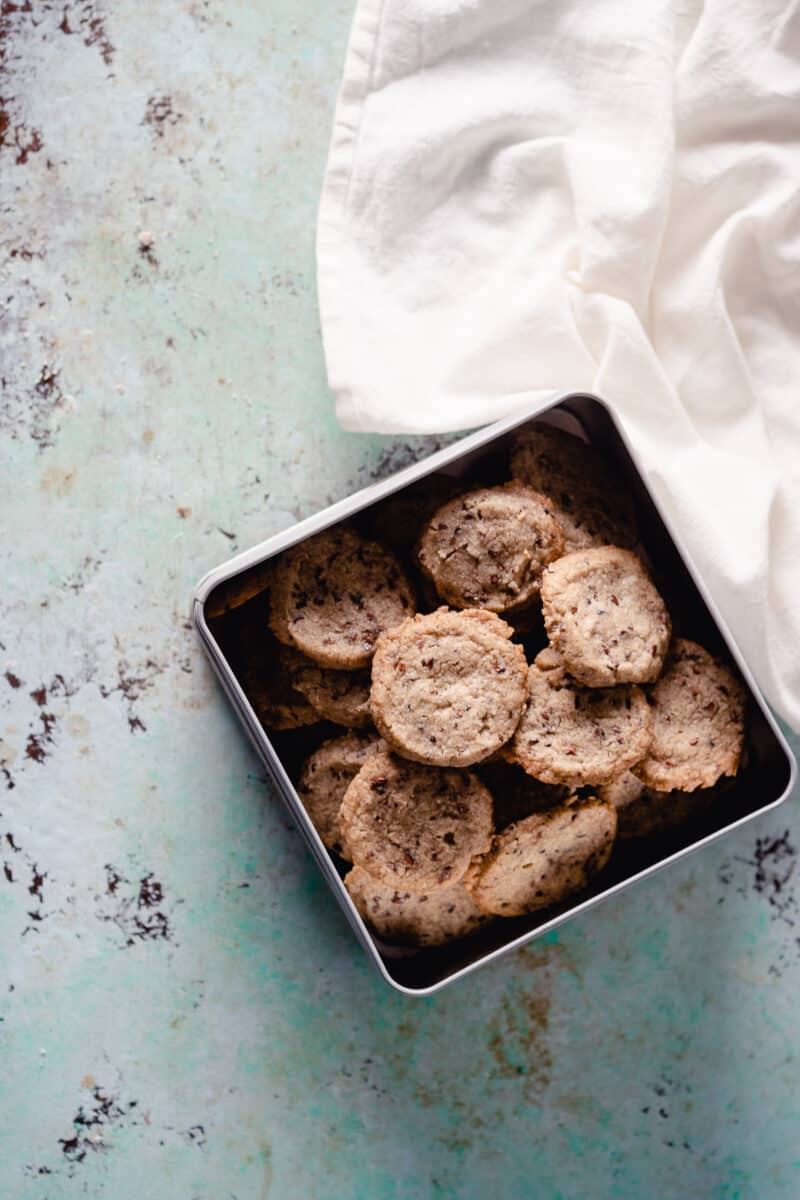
<box><xmin>196</xmin><ymin>396</ymin><xmax>795</xmax><ymax>994</ymax></box>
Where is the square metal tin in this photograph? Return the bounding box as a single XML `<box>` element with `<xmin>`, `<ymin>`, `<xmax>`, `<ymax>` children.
<box><xmin>192</xmin><ymin>393</ymin><xmax>797</xmax><ymax>996</ymax></box>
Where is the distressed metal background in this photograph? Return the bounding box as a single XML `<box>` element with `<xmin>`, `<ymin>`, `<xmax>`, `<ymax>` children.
<box><xmin>2</xmin><ymin>3</ymin><xmax>799</xmax><ymax>1197</ymax></box>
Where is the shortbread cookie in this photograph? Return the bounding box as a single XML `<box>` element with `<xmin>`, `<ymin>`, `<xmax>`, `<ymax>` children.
<box><xmin>291</xmin><ymin>661</ymin><xmax>371</xmax><ymax>728</ymax></box>
<box><xmin>297</xmin><ymin>731</ymin><xmax>382</xmax><ymax>858</ymax></box>
<box><xmin>339</xmin><ymin>748</ymin><xmax>494</xmax><ymax>891</ymax></box>
<box><xmin>508</xmin><ymin>651</ymin><xmax>653</xmax><ymax>785</ymax></box>
<box><xmin>541</xmin><ymin>546</ymin><xmax>670</xmax><ymax>686</ymax></box>
<box><xmin>598</xmin><ymin>771</ymin><xmax>714</xmax><ymax>840</ymax></box>
<box><xmin>464</xmin><ymin>799</ymin><xmax>617</xmax><ymax>917</ymax></box>
<box><xmin>237</xmin><ymin>642</ymin><xmax>318</xmax><ymax>731</ymax></box>
<box><xmin>370</xmin><ymin>608</ymin><xmax>528</xmax><ymax>767</ymax></box>
<box><xmin>417</xmin><ymin>483</ymin><xmax>565</xmax><ymax>613</ymax></box>
<box><xmin>345</xmin><ymin>866</ymin><xmax>491</xmax><ymax>947</ymax></box>
<box><xmin>634</xmin><ymin>639</ymin><xmax>746</xmax><ymax>791</ymax></box>
<box><xmin>510</xmin><ymin>424</ymin><xmax>636</xmax><ymax>551</ymax></box>
<box><xmin>269</xmin><ymin>527</ymin><xmax>416</xmax><ymax>669</ymax></box>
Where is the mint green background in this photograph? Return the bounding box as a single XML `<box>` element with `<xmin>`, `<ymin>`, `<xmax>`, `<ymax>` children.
<box><xmin>1</xmin><ymin>3</ymin><xmax>799</xmax><ymax>1197</ymax></box>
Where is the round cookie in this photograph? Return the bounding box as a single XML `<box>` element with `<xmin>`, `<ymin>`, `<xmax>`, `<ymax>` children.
<box><xmin>370</xmin><ymin>608</ymin><xmax>528</xmax><ymax>767</ymax></box>
<box><xmin>464</xmin><ymin>799</ymin><xmax>617</xmax><ymax>917</ymax></box>
<box><xmin>417</xmin><ymin>483</ymin><xmax>565</xmax><ymax>613</ymax></box>
<box><xmin>338</xmin><ymin>748</ymin><xmax>494</xmax><ymax>892</ymax></box>
<box><xmin>237</xmin><ymin>643</ymin><xmax>318</xmax><ymax>731</ymax></box>
<box><xmin>345</xmin><ymin>866</ymin><xmax>491</xmax><ymax>947</ymax></box>
<box><xmin>291</xmin><ymin>661</ymin><xmax>371</xmax><ymax>728</ymax></box>
<box><xmin>269</xmin><ymin>526</ymin><xmax>416</xmax><ymax>669</ymax></box>
<box><xmin>633</xmin><ymin>638</ymin><xmax>746</xmax><ymax>792</ymax></box>
<box><xmin>510</xmin><ymin>424</ymin><xmax>636</xmax><ymax>552</ymax></box>
<box><xmin>297</xmin><ymin>731</ymin><xmax>382</xmax><ymax>858</ymax></box>
<box><xmin>598</xmin><ymin>771</ymin><xmax>715</xmax><ymax>840</ymax></box>
<box><xmin>508</xmin><ymin>650</ymin><xmax>653</xmax><ymax>786</ymax></box>
<box><xmin>541</xmin><ymin>546</ymin><xmax>671</xmax><ymax>686</ymax></box>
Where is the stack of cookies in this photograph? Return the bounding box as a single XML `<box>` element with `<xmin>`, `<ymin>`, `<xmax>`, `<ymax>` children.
<box><xmin>218</xmin><ymin>423</ymin><xmax>748</xmax><ymax>951</ymax></box>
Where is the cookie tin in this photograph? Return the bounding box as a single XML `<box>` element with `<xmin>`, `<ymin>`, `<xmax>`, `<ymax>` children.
<box><xmin>192</xmin><ymin>394</ymin><xmax>797</xmax><ymax>996</ymax></box>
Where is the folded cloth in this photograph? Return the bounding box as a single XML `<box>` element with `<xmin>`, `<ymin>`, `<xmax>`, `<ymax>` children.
<box><xmin>316</xmin><ymin>0</ymin><xmax>800</xmax><ymax>732</ymax></box>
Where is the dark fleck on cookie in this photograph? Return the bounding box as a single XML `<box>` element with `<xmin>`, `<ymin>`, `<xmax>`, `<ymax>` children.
<box><xmin>291</xmin><ymin>661</ymin><xmax>372</xmax><ymax>728</ymax></box>
<box><xmin>370</xmin><ymin>608</ymin><xmax>528</xmax><ymax>767</ymax></box>
<box><xmin>464</xmin><ymin>799</ymin><xmax>617</xmax><ymax>917</ymax></box>
<box><xmin>345</xmin><ymin>865</ymin><xmax>491</xmax><ymax>946</ymax></box>
<box><xmin>338</xmin><ymin>748</ymin><xmax>494</xmax><ymax>892</ymax></box>
<box><xmin>510</xmin><ymin>424</ymin><xmax>636</xmax><ymax>551</ymax></box>
<box><xmin>417</xmin><ymin>483</ymin><xmax>565</xmax><ymax>613</ymax></box>
<box><xmin>633</xmin><ymin>638</ymin><xmax>746</xmax><ymax>791</ymax></box>
<box><xmin>541</xmin><ymin>546</ymin><xmax>670</xmax><ymax>686</ymax></box>
<box><xmin>269</xmin><ymin>527</ymin><xmax>416</xmax><ymax>669</ymax></box>
<box><xmin>508</xmin><ymin>650</ymin><xmax>653</xmax><ymax>785</ymax></box>
<box><xmin>597</xmin><ymin>770</ymin><xmax>715</xmax><ymax>840</ymax></box>
<box><xmin>297</xmin><ymin>731</ymin><xmax>382</xmax><ymax>859</ymax></box>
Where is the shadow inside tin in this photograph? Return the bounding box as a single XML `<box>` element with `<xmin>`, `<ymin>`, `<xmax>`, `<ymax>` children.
<box><xmin>198</xmin><ymin>395</ymin><xmax>795</xmax><ymax>993</ymax></box>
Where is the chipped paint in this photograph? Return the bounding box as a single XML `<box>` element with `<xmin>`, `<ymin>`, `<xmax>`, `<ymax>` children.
<box><xmin>1</xmin><ymin>2</ymin><xmax>800</xmax><ymax>1199</ymax></box>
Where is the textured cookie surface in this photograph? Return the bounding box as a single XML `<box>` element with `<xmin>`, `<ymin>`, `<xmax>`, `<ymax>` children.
<box><xmin>297</xmin><ymin>731</ymin><xmax>382</xmax><ymax>858</ymax></box>
<box><xmin>338</xmin><ymin>748</ymin><xmax>494</xmax><ymax>891</ymax></box>
<box><xmin>510</xmin><ymin>424</ymin><xmax>636</xmax><ymax>551</ymax></box>
<box><xmin>634</xmin><ymin>639</ymin><xmax>746</xmax><ymax>791</ymax></box>
<box><xmin>345</xmin><ymin>866</ymin><xmax>491</xmax><ymax>947</ymax></box>
<box><xmin>464</xmin><ymin>800</ymin><xmax>617</xmax><ymax>917</ymax></box>
<box><xmin>417</xmin><ymin>483</ymin><xmax>564</xmax><ymax>613</ymax></box>
<box><xmin>541</xmin><ymin>546</ymin><xmax>670</xmax><ymax>686</ymax></box>
<box><xmin>370</xmin><ymin>608</ymin><xmax>528</xmax><ymax>767</ymax></box>
<box><xmin>269</xmin><ymin>526</ymin><xmax>415</xmax><ymax>669</ymax></box>
<box><xmin>598</xmin><ymin>771</ymin><xmax>715</xmax><ymax>840</ymax></box>
<box><xmin>291</xmin><ymin>661</ymin><xmax>371</xmax><ymax>728</ymax></box>
<box><xmin>509</xmin><ymin>652</ymin><xmax>653</xmax><ymax>785</ymax></box>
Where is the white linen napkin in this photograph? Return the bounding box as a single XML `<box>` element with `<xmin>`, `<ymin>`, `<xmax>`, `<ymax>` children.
<box><xmin>316</xmin><ymin>0</ymin><xmax>800</xmax><ymax>732</ymax></box>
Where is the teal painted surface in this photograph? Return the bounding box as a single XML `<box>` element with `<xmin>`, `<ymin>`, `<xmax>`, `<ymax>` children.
<box><xmin>1</xmin><ymin>3</ymin><xmax>799</xmax><ymax>1198</ymax></box>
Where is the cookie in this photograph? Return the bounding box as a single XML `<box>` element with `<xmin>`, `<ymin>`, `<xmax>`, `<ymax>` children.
<box><xmin>508</xmin><ymin>650</ymin><xmax>653</xmax><ymax>785</ymax></box>
<box><xmin>345</xmin><ymin>866</ymin><xmax>491</xmax><ymax>947</ymax></box>
<box><xmin>291</xmin><ymin>661</ymin><xmax>371</xmax><ymax>728</ymax></box>
<box><xmin>417</xmin><ymin>483</ymin><xmax>565</xmax><ymax>613</ymax></box>
<box><xmin>633</xmin><ymin>638</ymin><xmax>746</xmax><ymax>792</ymax></box>
<box><xmin>269</xmin><ymin>527</ymin><xmax>416</xmax><ymax>669</ymax></box>
<box><xmin>237</xmin><ymin>641</ymin><xmax>319</xmax><ymax>731</ymax></box>
<box><xmin>541</xmin><ymin>546</ymin><xmax>670</xmax><ymax>686</ymax></box>
<box><xmin>370</xmin><ymin>608</ymin><xmax>528</xmax><ymax>767</ymax></box>
<box><xmin>476</xmin><ymin>760</ymin><xmax>571</xmax><ymax>830</ymax></box>
<box><xmin>297</xmin><ymin>731</ymin><xmax>382</xmax><ymax>858</ymax></box>
<box><xmin>597</xmin><ymin>771</ymin><xmax>714</xmax><ymax>840</ymax></box>
<box><xmin>464</xmin><ymin>799</ymin><xmax>617</xmax><ymax>917</ymax></box>
<box><xmin>510</xmin><ymin>424</ymin><xmax>636</xmax><ymax>551</ymax></box>
<box><xmin>338</xmin><ymin>748</ymin><xmax>494</xmax><ymax>892</ymax></box>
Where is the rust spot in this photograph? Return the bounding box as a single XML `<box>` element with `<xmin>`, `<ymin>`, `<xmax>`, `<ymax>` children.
<box><xmin>57</xmin><ymin>3</ymin><xmax>115</xmax><ymax>66</ymax></box>
<box><xmin>4</xmin><ymin>670</ymin><xmax>21</xmax><ymax>689</ymax></box>
<box><xmin>176</xmin><ymin>506</ymin><xmax>191</xmax><ymax>519</ymax></box>
<box><xmin>143</xmin><ymin>93</ymin><xmax>181</xmax><ymax>138</ymax></box>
